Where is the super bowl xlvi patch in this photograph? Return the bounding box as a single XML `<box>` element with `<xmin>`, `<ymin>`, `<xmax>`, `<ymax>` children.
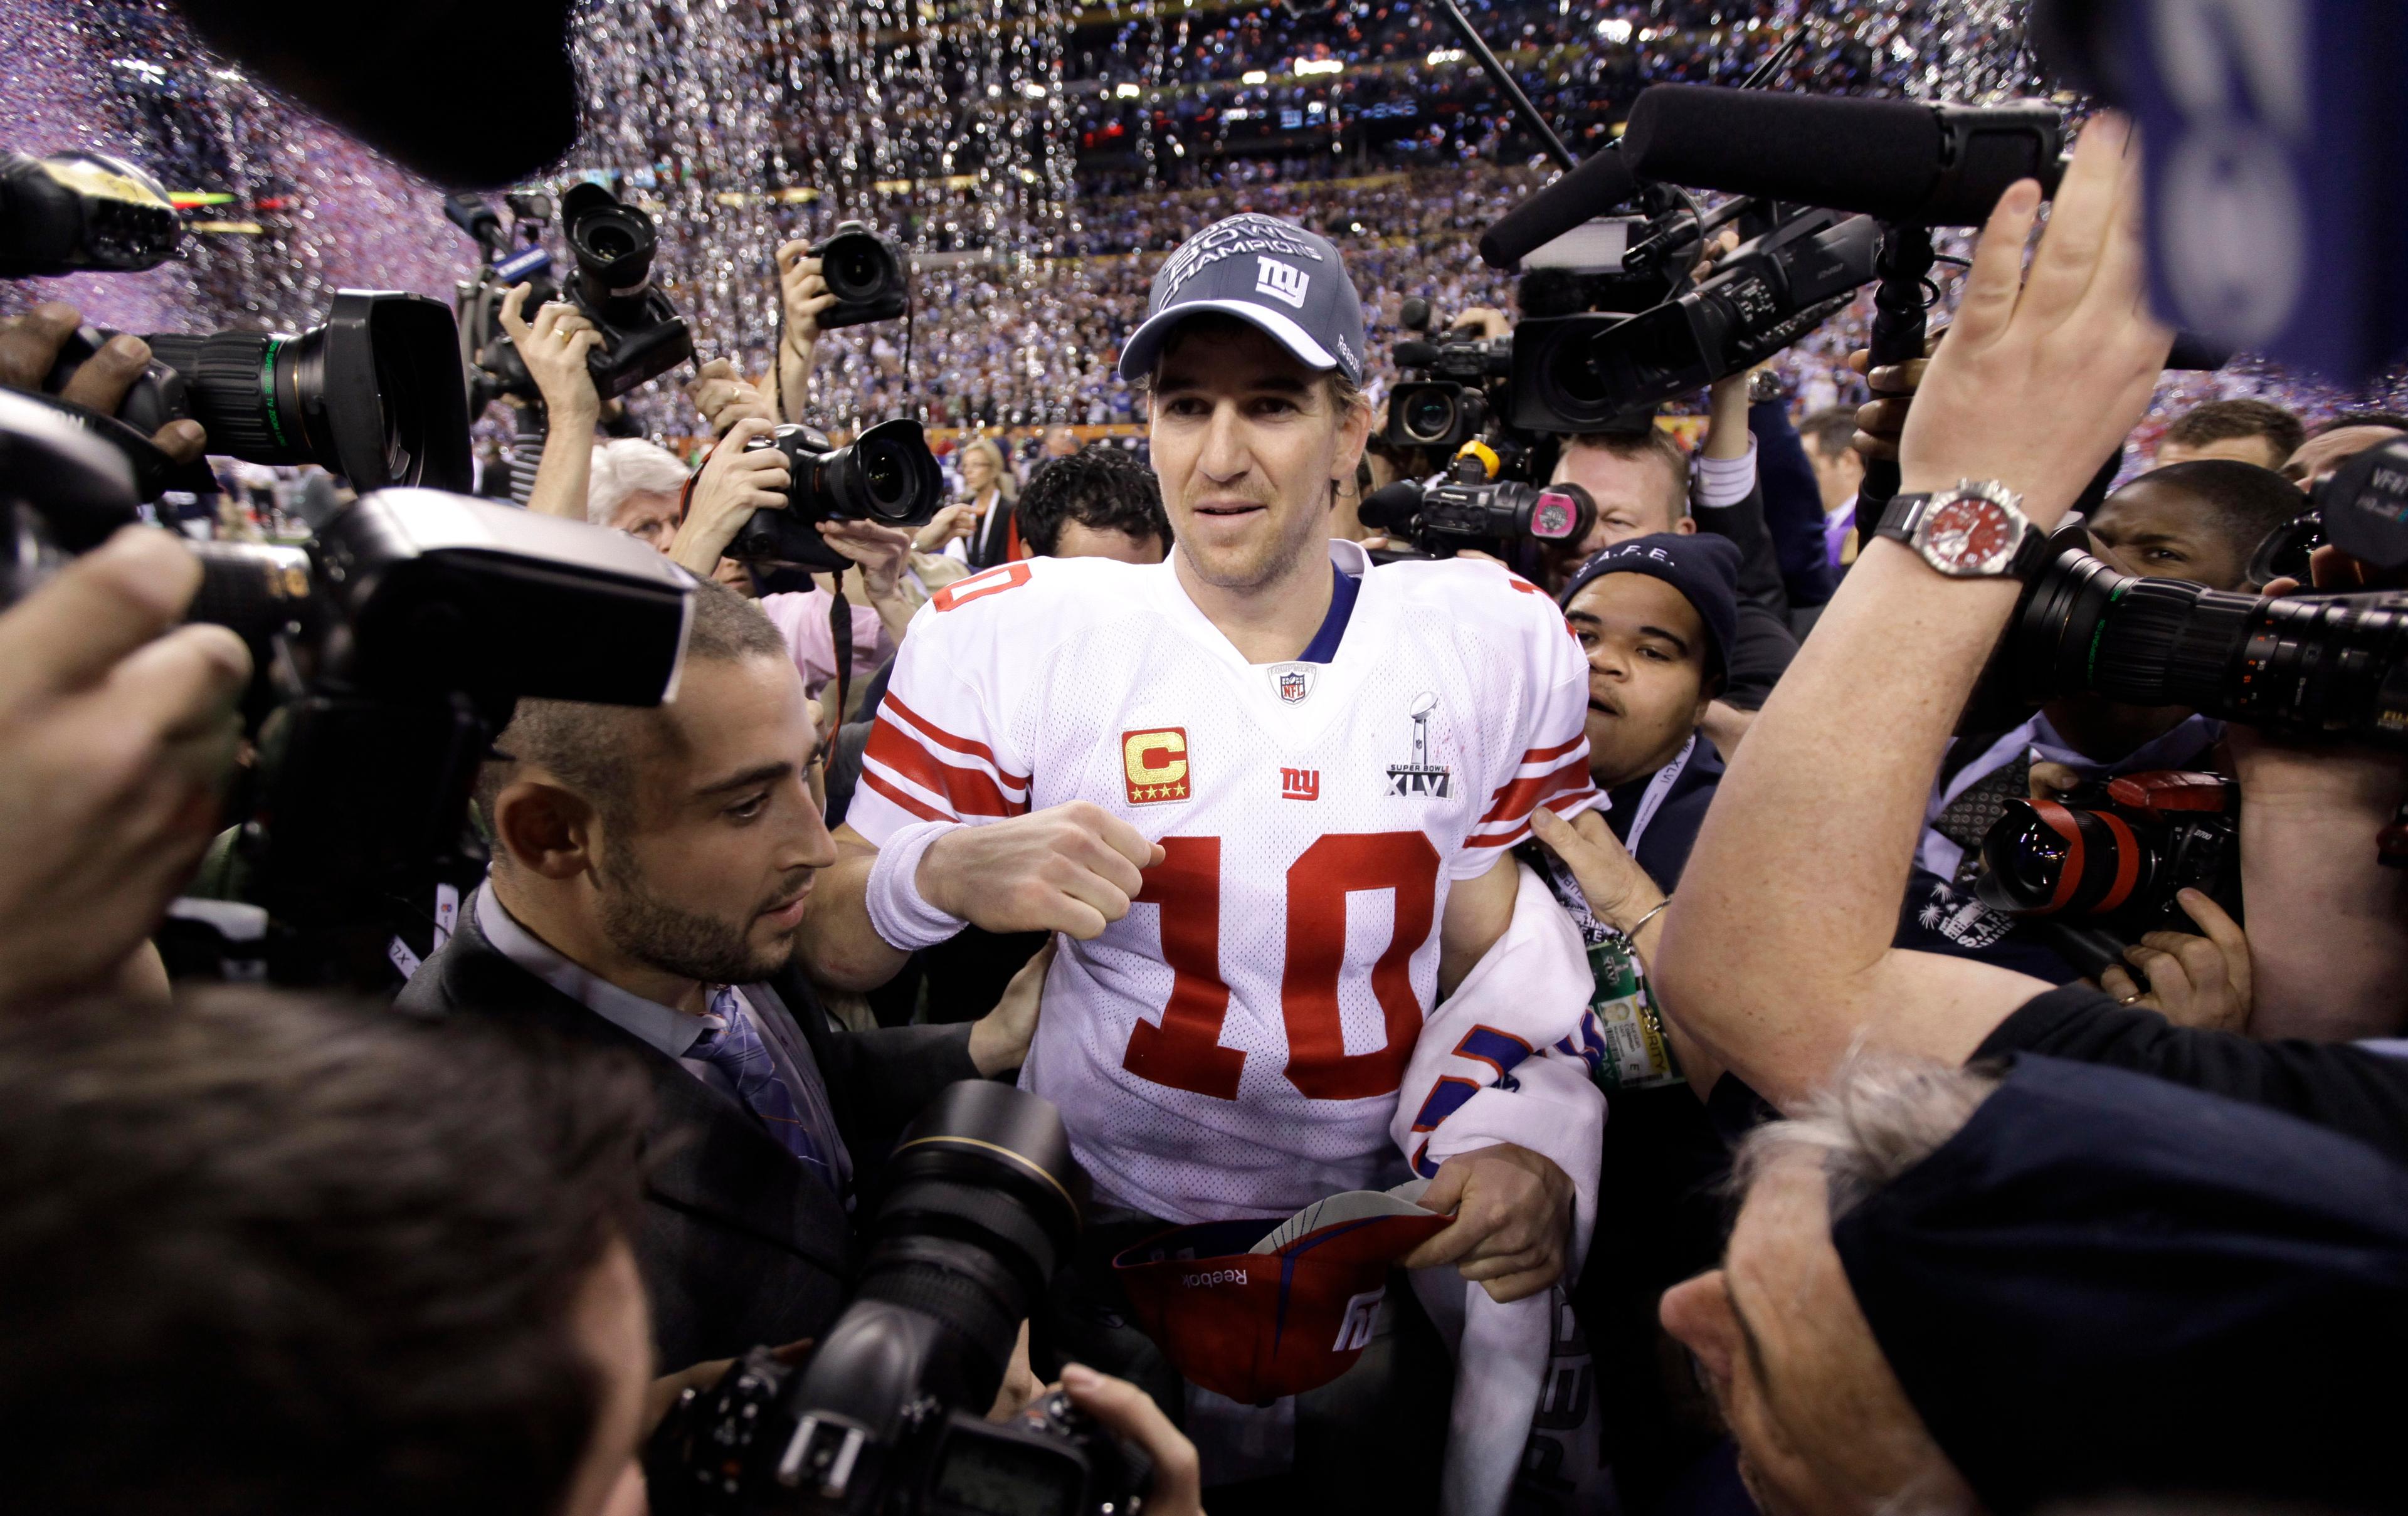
<box><xmin>1385</xmin><ymin>691</ymin><xmax>1451</xmax><ymax>798</ymax></box>
<box><xmin>1267</xmin><ymin>661</ymin><xmax>1316</xmax><ymax>704</ymax></box>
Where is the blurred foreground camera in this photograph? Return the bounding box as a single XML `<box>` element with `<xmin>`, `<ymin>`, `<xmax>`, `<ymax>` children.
<box><xmin>557</xmin><ymin>182</ymin><xmax>694</xmax><ymax>397</ymax></box>
<box><xmin>1996</xmin><ymin>524</ymin><xmax>2408</xmax><ymax>749</ymax></box>
<box><xmin>43</xmin><ymin>290</ymin><xmax>472</xmax><ymax>493</ymax></box>
<box><xmin>0</xmin><ymin>387</ymin><xmax>691</xmax><ymax>976</ymax></box>
<box><xmin>648</xmin><ymin>1082</ymin><xmax>1154</xmax><ymax>1516</ymax></box>
<box><xmin>0</xmin><ymin>150</ymin><xmax>182</xmax><ymax>277</ymax></box>
<box><xmin>1974</xmin><ymin>771</ymin><xmax>2239</xmax><ymax>938</ymax></box>
<box><xmin>729</xmin><ymin>419</ymin><xmax>943</xmax><ymax>571</ymax></box>
<box><xmin>813</xmin><ymin>221</ymin><xmax>909</xmax><ymax>329</ymax></box>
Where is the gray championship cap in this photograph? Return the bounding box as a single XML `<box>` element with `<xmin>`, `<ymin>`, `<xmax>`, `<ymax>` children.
<box><xmin>1116</xmin><ymin>213</ymin><xmax>1366</xmax><ymax>386</ymax></box>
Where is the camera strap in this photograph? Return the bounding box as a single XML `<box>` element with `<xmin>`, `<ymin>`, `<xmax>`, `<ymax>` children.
<box><xmin>828</xmin><ymin>581</ymin><xmax>853</xmax><ymax>730</ymax></box>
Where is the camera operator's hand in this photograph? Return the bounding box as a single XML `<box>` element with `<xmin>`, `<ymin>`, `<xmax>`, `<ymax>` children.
<box><xmin>914</xmin><ymin>502</ymin><xmax>978</xmax><ymax>553</ymax></box>
<box><xmin>821</xmin><ymin>520</ymin><xmax>922</xmax><ymax>646</ymax></box>
<box><xmin>687</xmin><ymin>357</ymin><xmax>776</xmax><ymax>438</ymax></box>
<box><xmin>2096</xmin><ymin>889</ymin><xmax>2252</xmax><ymax>1032</ymax></box>
<box><xmin>1893</xmin><ymin>113</ymin><xmax>2173</xmax><ymax>523</ymax></box>
<box><xmin>1451</xmin><ymin>305</ymin><xmax>1510</xmax><ymax>340</ymax></box>
<box><xmin>775</xmin><ymin>240</ymin><xmax>839</xmax><ymax>423</ymax></box>
<box><xmin>919</xmin><ymin>803</ymin><xmax>1166</xmax><ymax>940</ymax></box>
<box><xmin>1846</xmin><ymin>332</ymin><xmax>1942</xmax><ymax>465</ymax></box>
<box><xmin>1058</xmin><ymin>1366</ymin><xmax>1205</xmax><ymax>1516</ymax></box>
<box><xmin>498</xmin><ymin>283</ymin><xmax>601</xmax><ymax>426</ymax></box>
<box><xmin>968</xmin><ymin>939</ymin><xmax>1055</xmax><ymax>1077</ymax></box>
<box><xmin>0</xmin><ymin>302</ymin><xmax>208</xmax><ymax>464</ymax></box>
<box><xmin>670</xmin><ymin>417</ymin><xmax>789</xmax><ymax>576</ymax></box>
<box><xmin>1401</xmin><ymin>1142</ymin><xmax>1573</xmax><ymax>1302</ymax></box>
<box><xmin>0</xmin><ymin>527</ymin><xmax>249</xmax><ymax>1009</ymax></box>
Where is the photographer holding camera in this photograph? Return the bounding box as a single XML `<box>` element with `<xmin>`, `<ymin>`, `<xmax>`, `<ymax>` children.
<box><xmin>497</xmin><ymin>281</ymin><xmax>606</xmax><ymax>523</ymax></box>
<box><xmin>1653</xmin><ymin>116</ymin><xmax>2408</xmax><ymax>1158</ymax></box>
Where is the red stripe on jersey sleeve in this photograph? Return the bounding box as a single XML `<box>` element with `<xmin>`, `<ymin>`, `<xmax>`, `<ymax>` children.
<box><xmin>1477</xmin><ymin>754</ymin><xmax>1593</xmax><ymax>826</ymax></box>
<box><xmin>863</xmin><ymin>719</ymin><xmax>1029</xmax><ymax>819</ymax></box>
<box><xmin>884</xmin><ymin>692</ymin><xmax>1028</xmax><ymax>786</ymax></box>
<box><xmin>1519</xmin><ymin>735</ymin><xmax>1587</xmax><ymax>766</ymax></box>
<box><xmin>1465</xmin><ymin>781</ymin><xmax>1602</xmax><ymax>847</ymax></box>
<box><xmin>858</xmin><ymin>767</ymin><xmax>951</xmax><ymax>823</ymax></box>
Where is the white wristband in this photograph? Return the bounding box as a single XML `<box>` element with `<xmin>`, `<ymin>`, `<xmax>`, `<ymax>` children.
<box><xmin>865</xmin><ymin>819</ymin><xmax>969</xmax><ymax>951</ymax></box>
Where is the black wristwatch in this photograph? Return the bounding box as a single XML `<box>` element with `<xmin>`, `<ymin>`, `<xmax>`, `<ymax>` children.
<box><xmin>1873</xmin><ymin>480</ymin><xmax>2049</xmax><ymax>579</ymax></box>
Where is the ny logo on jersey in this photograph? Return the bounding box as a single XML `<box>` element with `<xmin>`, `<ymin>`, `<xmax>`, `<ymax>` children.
<box><xmin>1385</xmin><ymin>691</ymin><xmax>1452</xmax><ymax>798</ymax></box>
<box><xmin>1123</xmin><ymin>727</ymin><xmax>1192</xmax><ymax>804</ymax></box>
<box><xmin>1333</xmin><ymin>1286</ymin><xmax>1385</xmax><ymax>1352</ymax></box>
<box><xmin>1255</xmin><ymin>256</ymin><xmax>1311</xmax><ymax>309</ymax></box>
<box><xmin>1280</xmin><ymin>767</ymin><xmax>1319</xmax><ymax>801</ymax></box>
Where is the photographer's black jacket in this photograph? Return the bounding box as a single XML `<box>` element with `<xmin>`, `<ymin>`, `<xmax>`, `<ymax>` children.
<box><xmin>395</xmin><ymin>906</ymin><xmax>981</xmax><ymax>1370</ymax></box>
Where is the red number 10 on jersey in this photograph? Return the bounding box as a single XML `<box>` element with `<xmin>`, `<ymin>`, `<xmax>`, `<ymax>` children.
<box><xmin>1122</xmin><ymin>831</ymin><xmax>1441</xmax><ymax>1102</ymax></box>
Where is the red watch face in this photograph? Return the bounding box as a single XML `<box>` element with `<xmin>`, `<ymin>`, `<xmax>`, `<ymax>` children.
<box><xmin>1919</xmin><ymin>494</ymin><xmax>2018</xmax><ymax>573</ymax></box>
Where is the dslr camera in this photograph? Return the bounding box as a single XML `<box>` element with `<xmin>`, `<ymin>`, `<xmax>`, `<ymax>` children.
<box><xmin>1973</xmin><ymin>770</ymin><xmax>2241</xmax><ymax>940</ymax></box>
<box><xmin>810</xmin><ymin>221</ymin><xmax>910</xmax><ymax>329</ymax></box>
<box><xmin>0</xmin><ymin>388</ymin><xmax>692</xmax><ymax>980</ymax></box>
<box><xmin>647</xmin><ymin>1083</ymin><xmax>1154</xmax><ymax>1516</ymax></box>
<box><xmin>729</xmin><ymin>419</ymin><xmax>943</xmax><ymax>571</ymax></box>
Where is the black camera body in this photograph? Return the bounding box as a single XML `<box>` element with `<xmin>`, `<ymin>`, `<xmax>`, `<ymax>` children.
<box><xmin>43</xmin><ymin>290</ymin><xmax>473</xmax><ymax>495</ymax></box>
<box><xmin>450</xmin><ymin>191</ymin><xmax>562</xmax><ymax>413</ymax></box>
<box><xmin>557</xmin><ymin>182</ymin><xmax>694</xmax><ymax>398</ymax></box>
<box><xmin>1514</xmin><ymin>208</ymin><xmax>1879</xmax><ymax>433</ymax></box>
<box><xmin>1974</xmin><ymin>770</ymin><xmax>2241</xmax><ymax>939</ymax></box>
<box><xmin>647</xmin><ymin>1083</ymin><xmax>1151</xmax><ymax>1516</ymax></box>
<box><xmin>0</xmin><ymin>150</ymin><xmax>182</xmax><ymax>277</ymax></box>
<box><xmin>812</xmin><ymin>221</ymin><xmax>909</xmax><ymax>330</ymax></box>
<box><xmin>1360</xmin><ymin>454</ymin><xmax>1594</xmax><ymax>563</ymax></box>
<box><xmin>730</xmin><ymin>419</ymin><xmax>944</xmax><ymax>571</ymax></box>
<box><xmin>1383</xmin><ymin>300</ymin><xmax>1510</xmax><ymax>452</ymax></box>
<box><xmin>0</xmin><ymin>387</ymin><xmax>692</xmax><ymax>976</ymax></box>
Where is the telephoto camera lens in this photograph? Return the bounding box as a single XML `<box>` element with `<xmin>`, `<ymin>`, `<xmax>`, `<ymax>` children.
<box><xmin>811</xmin><ymin>221</ymin><xmax>909</xmax><ymax>329</ymax></box>
<box><xmin>2006</xmin><ymin>535</ymin><xmax>2408</xmax><ymax>748</ymax></box>
<box><xmin>561</xmin><ymin>181</ymin><xmax>661</xmax><ymax>320</ymax></box>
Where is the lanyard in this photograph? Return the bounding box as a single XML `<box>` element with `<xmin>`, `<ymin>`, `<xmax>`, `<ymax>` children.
<box><xmin>1622</xmin><ymin>733</ymin><xmax>1697</xmax><ymax>857</ymax></box>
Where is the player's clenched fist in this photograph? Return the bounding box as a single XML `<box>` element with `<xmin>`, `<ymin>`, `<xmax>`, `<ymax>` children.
<box><xmin>919</xmin><ymin>802</ymin><xmax>1167</xmax><ymax>940</ymax></box>
<box><xmin>1403</xmin><ymin>1142</ymin><xmax>1575</xmax><ymax>1303</ymax></box>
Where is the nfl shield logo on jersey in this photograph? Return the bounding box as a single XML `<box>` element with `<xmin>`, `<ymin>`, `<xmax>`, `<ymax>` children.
<box><xmin>1269</xmin><ymin>661</ymin><xmax>1315</xmax><ymax>705</ymax></box>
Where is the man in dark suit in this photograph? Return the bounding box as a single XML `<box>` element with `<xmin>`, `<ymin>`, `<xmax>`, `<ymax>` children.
<box><xmin>398</xmin><ymin>581</ymin><xmax>1040</xmax><ymax>1371</ymax></box>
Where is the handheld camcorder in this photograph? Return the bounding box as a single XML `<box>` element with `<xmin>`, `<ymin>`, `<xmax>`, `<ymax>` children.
<box><xmin>1383</xmin><ymin>297</ymin><xmax>1510</xmax><ymax>451</ymax></box>
<box><xmin>1973</xmin><ymin>770</ymin><xmax>2241</xmax><ymax>939</ymax></box>
<box><xmin>0</xmin><ymin>388</ymin><xmax>693</xmax><ymax>974</ymax></box>
<box><xmin>1511</xmin><ymin>208</ymin><xmax>1879</xmax><ymax>433</ymax></box>
<box><xmin>1360</xmin><ymin>451</ymin><xmax>1594</xmax><ymax>564</ymax></box>
<box><xmin>0</xmin><ymin>150</ymin><xmax>182</xmax><ymax>277</ymax></box>
<box><xmin>811</xmin><ymin>221</ymin><xmax>910</xmax><ymax>329</ymax></box>
<box><xmin>729</xmin><ymin>419</ymin><xmax>943</xmax><ymax>571</ymax></box>
<box><xmin>647</xmin><ymin>1082</ymin><xmax>1155</xmax><ymax>1516</ymax></box>
<box><xmin>1993</xmin><ymin>522</ymin><xmax>2408</xmax><ymax>751</ymax></box>
<box><xmin>449</xmin><ymin>189</ymin><xmax>561</xmax><ymax>413</ymax></box>
<box><xmin>41</xmin><ymin>290</ymin><xmax>473</xmax><ymax>496</ymax></box>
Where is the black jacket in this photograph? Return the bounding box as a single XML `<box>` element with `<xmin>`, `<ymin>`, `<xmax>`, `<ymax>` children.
<box><xmin>394</xmin><ymin>905</ymin><xmax>982</xmax><ymax>1369</ymax></box>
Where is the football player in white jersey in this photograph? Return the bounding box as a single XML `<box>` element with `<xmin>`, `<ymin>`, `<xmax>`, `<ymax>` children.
<box><xmin>801</xmin><ymin>219</ymin><xmax>1600</xmax><ymax>1404</ymax></box>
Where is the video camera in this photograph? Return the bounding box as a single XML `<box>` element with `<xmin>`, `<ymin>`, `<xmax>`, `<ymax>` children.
<box><xmin>0</xmin><ymin>150</ymin><xmax>182</xmax><ymax>277</ymax></box>
<box><xmin>1384</xmin><ymin>298</ymin><xmax>1510</xmax><ymax>451</ymax></box>
<box><xmin>647</xmin><ymin>1082</ymin><xmax>1154</xmax><ymax>1516</ymax></box>
<box><xmin>449</xmin><ymin>181</ymin><xmax>693</xmax><ymax>406</ymax></box>
<box><xmin>0</xmin><ymin>388</ymin><xmax>694</xmax><ymax>981</ymax></box>
<box><xmin>1510</xmin><ymin>206</ymin><xmax>1879</xmax><ymax>434</ymax></box>
<box><xmin>727</xmin><ymin>419</ymin><xmax>943</xmax><ymax>572</ymax></box>
<box><xmin>1360</xmin><ymin>447</ymin><xmax>1594</xmax><ymax>565</ymax></box>
<box><xmin>43</xmin><ymin>290</ymin><xmax>473</xmax><ymax>497</ymax></box>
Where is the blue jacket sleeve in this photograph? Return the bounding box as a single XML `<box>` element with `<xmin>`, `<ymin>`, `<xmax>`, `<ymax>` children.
<box><xmin>1751</xmin><ymin>397</ymin><xmax>1842</xmax><ymax>609</ymax></box>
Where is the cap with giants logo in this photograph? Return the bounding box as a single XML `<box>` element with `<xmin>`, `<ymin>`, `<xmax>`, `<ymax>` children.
<box><xmin>1111</xmin><ymin>1190</ymin><xmax>1449</xmax><ymax>1404</ymax></box>
<box><xmin>1116</xmin><ymin>213</ymin><xmax>1367</xmax><ymax>387</ymax></box>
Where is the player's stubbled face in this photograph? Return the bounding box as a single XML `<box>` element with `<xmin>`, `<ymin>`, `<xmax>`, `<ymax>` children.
<box><xmin>1149</xmin><ymin>322</ymin><xmax>1367</xmax><ymax>593</ymax></box>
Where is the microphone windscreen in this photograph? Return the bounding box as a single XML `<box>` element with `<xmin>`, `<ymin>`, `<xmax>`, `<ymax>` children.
<box><xmin>1478</xmin><ymin>147</ymin><xmax>1640</xmax><ymax>269</ymax></box>
<box><xmin>1392</xmin><ymin>340</ymin><xmax>1440</xmax><ymax>369</ymax></box>
<box><xmin>1358</xmin><ymin>479</ymin><xmax>1426</xmax><ymax>533</ymax></box>
<box><xmin>1624</xmin><ymin>86</ymin><xmax>1944</xmax><ymax>219</ymax></box>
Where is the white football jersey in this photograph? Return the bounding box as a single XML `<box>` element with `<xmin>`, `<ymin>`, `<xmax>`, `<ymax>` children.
<box><xmin>848</xmin><ymin>539</ymin><xmax>1602</xmax><ymax>1223</ymax></box>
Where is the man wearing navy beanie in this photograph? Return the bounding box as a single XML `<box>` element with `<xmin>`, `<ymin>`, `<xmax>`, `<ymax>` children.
<box><xmin>1545</xmin><ymin>531</ymin><xmax>1743</xmax><ymax>892</ymax></box>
